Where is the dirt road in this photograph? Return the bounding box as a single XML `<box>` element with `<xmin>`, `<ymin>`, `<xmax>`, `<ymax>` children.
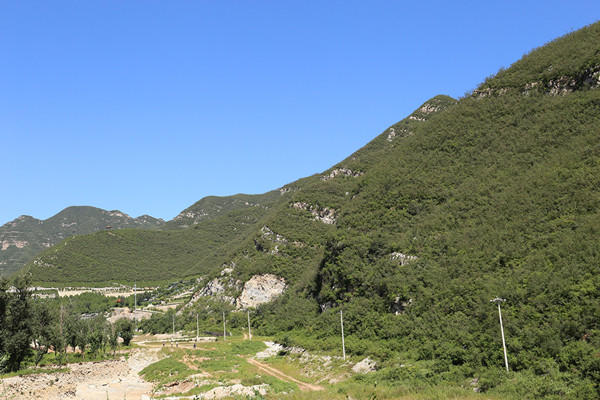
<box><xmin>246</xmin><ymin>358</ymin><xmax>324</xmax><ymax>391</ymax></box>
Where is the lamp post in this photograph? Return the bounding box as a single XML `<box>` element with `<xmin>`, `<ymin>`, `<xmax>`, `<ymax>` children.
<box><xmin>247</xmin><ymin>310</ymin><xmax>252</xmax><ymax>340</ymax></box>
<box><xmin>490</xmin><ymin>297</ymin><xmax>509</xmax><ymax>372</ymax></box>
<box><xmin>340</xmin><ymin>309</ymin><xmax>346</xmax><ymax>361</ymax></box>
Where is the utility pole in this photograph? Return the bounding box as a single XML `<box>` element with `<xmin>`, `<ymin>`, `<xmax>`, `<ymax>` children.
<box><xmin>196</xmin><ymin>313</ymin><xmax>199</xmax><ymax>342</ymax></box>
<box><xmin>223</xmin><ymin>311</ymin><xmax>226</xmax><ymax>341</ymax></box>
<box><xmin>340</xmin><ymin>309</ymin><xmax>346</xmax><ymax>361</ymax></box>
<box><xmin>60</xmin><ymin>303</ymin><xmax>65</xmax><ymax>357</ymax></box>
<box><xmin>490</xmin><ymin>297</ymin><xmax>509</xmax><ymax>372</ymax></box>
<box><xmin>172</xmin><ymin>312</ymin><xmax>175</xmax><ymax>336</ymax></box>
<box><xmin>133</xmin><ymin>281</ymin><xmax>137</xmax><ymax>332</ymax></box>
<box><xmin>247</xmin><ymin>310</ymin><xmax>252</xmax><ymax>340</ymax></box>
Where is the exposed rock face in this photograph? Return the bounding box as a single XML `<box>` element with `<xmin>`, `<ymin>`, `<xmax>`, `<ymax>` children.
<box><xmin>390</xmin><ymin>252</ymin><xmax>418</xmax><ymax>265</ymax></box>
<box><xmin>472</xmin><ymin>87</ymin><xmax>509</xmax><ymax>98</ymax></box>
<box><xmin>236</xmin><ymin>274</ymin><xmax>286</xmax><ymax>309</ymax></box>
<box><xmin>260</xmin><ymin>226</ymin><xmax>287</xmax><ymax>243</ymax></box>
<box><xmin>386</xmin><ymin>126</ymin><xmax>412</xmax><ymax>142</ymax></box>
<box><xmin>417</xmin><ymin>102</ymin><xmax>443</xmax><ymax>114</ymax></box>
<box><xmin>352</xmin><ymin>358</ymin><xmax>377</xmax><ymax>374</ymax></box>
<box><xmin>321</xmin><ymin>168</ymin><xmax>363</xmax><ymax>181</ymax></box>
<box><xmin>199</xmin><ymin>278</ymin><xmax>226</xmax><ymax>296</ymax></box>
<box><xmin>1</xmin><ymin>240</ymin><xmax>29</xmax><ymax>251</ymax></box>
<box><xmin>406</xmin><ymin>96</ymin><xmax>457</xmax><ymax>121</ymax></box>
<box><xmin>185</xmin><ymin>264</ymin><xmax>240</xmax><ymax>309</ymax></box>
<box><xmin>387</xmin><ymin>127</ymin><xmax>397</xmax><ymax>141</ymax></box>
<box><xmin>174</xmin><ymin>210</ymin><xmax>209</xmax><ymax>223</ymax></box>
<box><xmin>473</xmin><ymin>64</ymin><xmax>600</xmax><ymax>98</ymax></box>
<box><xmin>291</xmin><ymin>202</ymin><xmax>337</xmax><ymax>225</ymax></box>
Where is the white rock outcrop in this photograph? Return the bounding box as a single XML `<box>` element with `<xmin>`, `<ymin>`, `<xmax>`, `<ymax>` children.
<box><xmin>386</xmin><ymin>126</ymin><xmax>411</xmax><ymax>142</ymax></box>
<box><xmin>255</xmin><ymin>341</ymin><xmax>285</xmax><ymax>359</ymax></box>
<box><xmin>352</xmin><ymin>357</ymin><xmax>377</xmax><ymax>374</ymax></box>
<box><xmin>260</xmin><ymin>226</ymin><xmax>287</xmax><ymax>243</ymax></box>
<box><xmin>184</xmin><ymin>265</ymin><xmax>240</xmax><ymax>310</ymax></box>
<box><xmin>390</xmin><ymin>252</ymin><xmax>418</xmax><ymax>266</ymax></box>
<box><xmin>1</xmin><ymin>240</ymin><xmax>29</xmax><ymax>251</ymax></box>
<box><xmin>236</xmin><ymin>274</ymin><xmax>286</xmax><ymax>309</ymax></box>
<box><xmin>291</xmin><ymin>202</ymin><xmax>337</xmax><ymax>225</ymax></box>
<box><xmin>321</xmin><ymin>168</ymin><xmax>363</xmax><ymax>181</ymax></box>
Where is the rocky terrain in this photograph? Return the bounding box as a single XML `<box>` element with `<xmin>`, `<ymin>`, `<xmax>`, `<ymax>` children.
<box><xmin>1</xmin><ymin>348</ymin><xmax>161</xmax><ymax>400</ymax></box>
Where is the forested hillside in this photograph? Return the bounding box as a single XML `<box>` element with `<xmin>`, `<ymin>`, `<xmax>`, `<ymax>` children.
<box><xmin>28</xmin><ymin>203</ymin><xmax>281</xmax><ymax>286</ymax></box>
<box><xmin>24</xmin><ymin>21</ymin><xmax>600</xmax><ymax>398</ymax></box>
<box><xmin>0</xmin><ymin>206</ymin><xmax>164</xmax><ymax>277</ymax></box>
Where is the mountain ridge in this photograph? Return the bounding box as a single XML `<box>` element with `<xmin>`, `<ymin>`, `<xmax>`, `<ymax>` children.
<box><xmin>0</xmin><ymin>205</ymin><xmax>165</xmax><ymax>276</ymax></box>
<box><xmin>17</xmin><ymin>20</ymin><xmax>600</xmax><ymax>398</ymax></box>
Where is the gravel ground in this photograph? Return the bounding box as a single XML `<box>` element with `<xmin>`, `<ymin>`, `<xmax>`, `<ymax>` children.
<box><xmin>0</xmin><ymin>348</ymin><xmax>161</xmax><ymax>400</ymax></box>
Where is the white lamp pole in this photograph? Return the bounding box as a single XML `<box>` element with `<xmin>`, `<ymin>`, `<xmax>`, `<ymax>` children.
<box><xmin>340</xmin><ymin>309</ymin><xmax>346</xmax><ymax>361</ymax></box>
<box><xmin>247</xmin><ymin>310</ymin><xmax>252</xmax><ymax>340</ymax></box>
<box><xmin>490</xmin><ymin>297</ymin><xmax>509</xmax><ymax>372</ymax></box>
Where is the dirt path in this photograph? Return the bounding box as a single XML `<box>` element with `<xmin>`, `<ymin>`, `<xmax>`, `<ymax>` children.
<box><xmin>246</xmin><ymin>358</ymin><xmax>324</xmax><ymax>391</ymax></box>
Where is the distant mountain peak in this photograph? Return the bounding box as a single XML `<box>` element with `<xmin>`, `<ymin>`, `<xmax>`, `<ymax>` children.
<box><xmin>0</xmin><ymin>206</ymin><xmax>164</xmax><ymax>276</ymax></box>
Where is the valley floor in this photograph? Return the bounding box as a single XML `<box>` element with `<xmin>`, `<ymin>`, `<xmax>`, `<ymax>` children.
<box><xmin>0</xmin><ymin>334</ymin><xmax>499</xmax><ymax>400</ymax></box>
<box><xmin>1</xmin><ymin>347</ymin><xmax>159</xmax><ymax>399</ymax></box>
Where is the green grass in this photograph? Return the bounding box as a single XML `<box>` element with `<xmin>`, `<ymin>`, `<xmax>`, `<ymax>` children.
<box><xmin>140</xmin><ymin>356</ymin><xmax>195</xmax><ymax>385</ymax></box>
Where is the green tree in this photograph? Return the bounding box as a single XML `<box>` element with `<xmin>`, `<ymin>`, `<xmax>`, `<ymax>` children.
<box><xmin>31</xmin><ymin>301</ymin><xmax>54</xmax><ymax>366</ymax></box>
<box><xmin>88</xmin><ymin>316</ymin><xmax>108</xmax><ymax>355</ymax></box>
<box><xmin>74</xmin><ymin>319</ymin><xmax>89</xmax><ymax>358</ymax></box>
<box><xmin>108</xmin><ymin>323</ymin><xmax>119</xmax><ymax>355</ymax></box>
<box><xmin>117</xmin><ymin>319</ymin><xmax>134</xmax><ymax>346</ymax></box>
<box><xmin>2</xmin><ymin>276</ymin><xmax>33</xmax><ymax>371</ymax></box>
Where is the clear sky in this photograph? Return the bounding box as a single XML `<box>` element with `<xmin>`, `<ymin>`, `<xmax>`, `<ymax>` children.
<box><xmin>1</xmin><ymin>1</ymin><xmax>599</xmax><ymax>225</ymax></box>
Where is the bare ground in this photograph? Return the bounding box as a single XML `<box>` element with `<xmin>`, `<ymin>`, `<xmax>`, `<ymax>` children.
<box><xmin>0</xmin><ymin>348</ymin><xmax>161</xmax><ymax>400</ymax></box>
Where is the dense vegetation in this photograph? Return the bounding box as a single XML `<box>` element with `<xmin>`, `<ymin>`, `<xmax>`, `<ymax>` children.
<box><xmin>27</xmin><ymin>203</ymin><xmax>279</xmax><ymax>286</ymax></box>
<box><xmin>166</xmin><ymin>190</ymin><xmax>283</xmax><ymax>228</ymax></box>
<box><xmin>0</xmin><ymin>276</ymin><xmax>133</xmax><ymax>372</ymax></box>
<box><xmin>23</xmin><ymin>21</ymin><xmax>600</xmax><ymax>398</ymax></box>
<box><xmin>0</xmin><ymin>206</ymin><xmax>164</xmax><ymax>277</ymax></box>
<box><xmin>482</xmin><ymin>22</ymin><xmax>600</xmax><ymax>90</ymax></box>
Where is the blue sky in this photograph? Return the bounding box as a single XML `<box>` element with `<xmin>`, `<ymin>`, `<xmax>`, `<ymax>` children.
<box><xmin>1</xmin><ymin>1</ymin><xmax>599</xmax><ymax>224</ymax></box>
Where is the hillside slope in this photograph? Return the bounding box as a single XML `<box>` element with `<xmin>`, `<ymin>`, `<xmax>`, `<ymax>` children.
<box><xmin>180</xmin><ymin>23</ymin><xmax>600</xmax><ymax>398</ymax></box>
<box><xmin>25</xmin><ymin>21</ymin><xmax>600</xmax><ymax>397</ymax></box>
<box><xmin>166</xmin><ymin>190</ymin><xmax>283</xmax><ymax>228</ymax></box>
<box><xmin>0</xmin><ymin>206</ymin><xmax>164</xmax><ymax>276</ymax></box>
<box><xmin>27</xmin><ymin>201</ymin><xmax>283</xmax><ymax>286</ymax></box>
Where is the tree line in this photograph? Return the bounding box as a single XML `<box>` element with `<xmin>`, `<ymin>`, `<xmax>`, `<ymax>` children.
<box><xmin>0</xmin><ymin>276</ymin><xmax>134</xmax><ymax>372</ymax></box>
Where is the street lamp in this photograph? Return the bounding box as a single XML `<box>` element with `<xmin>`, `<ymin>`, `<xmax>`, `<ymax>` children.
<box><xmin>490</xmin><ymin>297</ymin><xmax>509</xmax><ymax>372</ymax></box>
<box><xmin>340</xmin><ymin>309</ymin><xmax>346</xmax><ymax>361</ymax></box>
